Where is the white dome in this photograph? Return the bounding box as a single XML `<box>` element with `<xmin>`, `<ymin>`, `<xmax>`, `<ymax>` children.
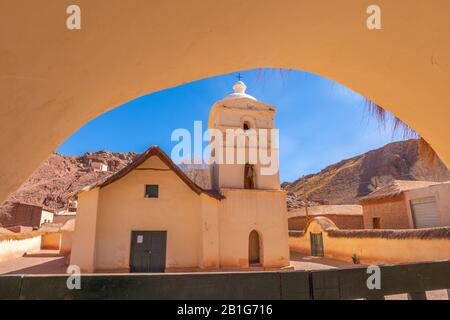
<box><xmin>222</xmin><ymin>81</ymin><xmax>257</xmax><ymax>101</ymax></box>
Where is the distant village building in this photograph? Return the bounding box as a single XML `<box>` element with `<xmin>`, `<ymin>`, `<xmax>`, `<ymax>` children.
<box><xmin>70</xmin><ymin>81</ymin><xmax>290</xmax><ymax>273</ymax></box>
<box><xmin>44</xmin><ymin>199</ymin><xmax>77</xmax><ymax>225</ymax></box>
<box><xmin>90</xmin><ymin>160</ymin><xmax>108</xmax><ymax>172</ymax></box>
<box><xmin>0</xmin><ymin>203</ymin><xmax>53</xmax><ymax>231</ymax></box>
<box><xmin>52</xmin><ymin>211</ymin><xmax>77</xmax><ymax>225</ymax></box>
<box><xmin>360</xmin><ymin>180</ymin><xmax>450</xmax><ymax>229</ymax></box>
<box><xmin>288</xmin><ymin>205</ymin><xmax>364</xmax><ymax>230</ymax></box>
<box><xmin>39</xmin><ymin>219</ymin><xmax>76</xmax><ymax>254</ymax></box>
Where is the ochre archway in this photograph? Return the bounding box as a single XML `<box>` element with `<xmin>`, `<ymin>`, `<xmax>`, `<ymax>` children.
<box><xmin>1</xmin><ymin>0</ymin><xmax>450</xmax><ymax>203</ymax></box>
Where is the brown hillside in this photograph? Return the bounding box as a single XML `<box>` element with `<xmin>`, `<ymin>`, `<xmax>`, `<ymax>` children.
<box><xmin>284</xmin><ymin>139</ymin><xmax>450</xmax><ymax>207</ymax></box>
<box><xmin>1</xmin><ymin>151</ymin><xmax>137</xmax><ymax>215</ymax></box>
<box><xmin>2</xmin><ymin>139</ymin><xmax>449</xmax><ymax>216</ymax></box>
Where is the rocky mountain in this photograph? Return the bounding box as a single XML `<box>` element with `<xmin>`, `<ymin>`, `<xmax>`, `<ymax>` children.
<box><xmin>1</xmin><ymin>139</ymin><xmax>449</xmax><ymax>216</ymax></box>
<box><xmin>283</xmin><ymin>139</ymin><xmax>450</xmax><ymax>209</ymax></box>
<box><xmin>1</xmin><ymin>151</ymin><xmax>138</xmax><ymax>214</ymax></box>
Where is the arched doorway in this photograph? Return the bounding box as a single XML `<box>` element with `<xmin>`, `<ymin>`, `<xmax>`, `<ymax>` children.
<box><xmin>249</xmin><ymin>230</ymin><xmax>261</xmax><ymax>265</ymax></box>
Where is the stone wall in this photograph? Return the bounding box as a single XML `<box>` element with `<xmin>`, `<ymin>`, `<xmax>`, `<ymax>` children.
<box><xmin>41</xmin><ymin>232</ymin><xmax>61</xmax><ymax>250</ymax></box>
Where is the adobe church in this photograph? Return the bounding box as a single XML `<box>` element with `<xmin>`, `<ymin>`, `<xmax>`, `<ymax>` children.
<box><xmin>70</xmin><ymin>81</ymin><xmax>290</xmax><ymax>273</ymax></box>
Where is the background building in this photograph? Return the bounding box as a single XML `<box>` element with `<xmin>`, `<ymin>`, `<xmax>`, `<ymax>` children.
<box><xmin>360</xmin><ymin>180</ymin><xmax>450</xmax><ymax>229</ymax></box>
<box><xmin>0</xmin><ymin>203</ymin><xmax>53</xmax><ymax>230</ymax></box>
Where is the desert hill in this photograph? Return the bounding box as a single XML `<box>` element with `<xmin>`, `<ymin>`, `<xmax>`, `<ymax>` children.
<box><xmin>283</xmin><ymin>139</ymin><xmax>450</xmax><ymax>208</ymax></box>
<box><xmin>1</xmin><ymin>139</ymin><xmax>449</xmax><ymax>215</ymax></box>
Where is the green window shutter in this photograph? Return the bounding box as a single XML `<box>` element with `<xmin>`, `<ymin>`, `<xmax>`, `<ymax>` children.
<box><xmin>145</xmin><ymin>185</ymin><xmax>159</xmax><ymax>198</ymax></box>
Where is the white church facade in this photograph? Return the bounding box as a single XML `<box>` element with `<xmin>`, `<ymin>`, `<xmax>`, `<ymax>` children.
<box><xmin>70</xmin><ymin>81</ymin><xmax>290</xmax><ymax>273</ymax></box>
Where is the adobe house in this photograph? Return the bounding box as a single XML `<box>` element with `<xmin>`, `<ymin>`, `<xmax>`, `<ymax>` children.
<box><xmin>0</xmin><ymin>202</ymin><xmax>53</xmax><ymax>230</ymax></box>
<box><xmin>89</xmin><ymin>160</ymin><xmax>108</xmax><ymax>172</ymax></box>
<box><xmin>404</xmin><ymin>181</ymin><xmax>450</xmax><ymax>229</ymax></box>
<box><xmin>39</xmin><ymin>219</ymin><xmax>76</xmax><ymax>254</ymax></box>
<box><xmin>360</xmin><ymin>180</ymin><xmax>450</xmax><ymax>229</ymax></box>
<box><xmin>70</xmin><ymin>82</ymin><xmax>290</xmax><ymax>273</ymax></box>
<box><xmin>288</xmin><ymin>205</ymin><xmax>364</xmax><ymax>231</ymax></box>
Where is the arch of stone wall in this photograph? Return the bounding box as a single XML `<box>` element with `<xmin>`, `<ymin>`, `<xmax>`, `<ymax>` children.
<box><xmin>1</xmin><ymin>0</ymin><xmax>450</xmax><ymax>203</ymax></box>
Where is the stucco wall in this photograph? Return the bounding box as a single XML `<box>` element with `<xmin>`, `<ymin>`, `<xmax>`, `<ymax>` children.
<box><xmin>289</xmin><ymin>219</ymin><xmax>450</xmax><ymax>265</ymax></box>
<box><xmin>199</xmin><ymin>194</ymin><xmax>220</xmax><ymax>269</ymax></box>
<box><xmin>405</xmin><ymin>183</ymin><xmax>450</xmax><ymax>228</ymax></box>
<box><xmin>60</xmin><ymin>231</ymin><xmax>73</xmax><ymax>255</ymax></box>
<box><xmin>209</xmin><ymin>99</ymin><xmax>280</xmax><ymax>191</ymax></box>
<box><xmin>92</xmin><ymin>156</ymin><xmax>203</xmax><ymax>272</ymax></box>
<box><xmin>0</xmin><ymin>234</ymin><xmax>42</xmax><ymax>262</ymax></box>
<box><xmin>361</xmin><ymin>195</ymin><xmax>412</xmax><ymax>229</ymax></box>
<box><xmin>41</xmin><ymin>232</ymin><xmax>61</xmax><ymax>250</ymax></box>
<box><xmin>288</xmin><ymin>215</ymin><xmax>364</xmax><ymax>230</ymax></box>
<box><xmin>70</xmin><ymin>188</ymin><xmax>99</xmax><ymax>272</ymax></box>
<box><xmin>2</xmin><ymin>0</ymin><xmax>450</xmax><ymax>211</ymax></box>
<box><xmin>71</xmin><ymin>154</ymin><xmax>290</xmax><ymax>272</ymax></box>
<box><xmin>40</xmin><ymin>210</ymin><xmax>54</xmax><ymax>225</ymax></box>
<box><xmin>219</xmin><ymin>188</ymin><xmax>289</xmax><ymax>269</ymax></box>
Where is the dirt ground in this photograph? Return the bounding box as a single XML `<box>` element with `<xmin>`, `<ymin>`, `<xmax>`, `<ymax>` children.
<box><xmin>0</xmin><ymin>250</ymin><xmax>67</xmax><ymax>275</ymax></box>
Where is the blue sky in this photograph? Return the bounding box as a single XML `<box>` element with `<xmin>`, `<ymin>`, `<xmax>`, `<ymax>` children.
<box><xmin>57</xmin><ymin>69</ymin><xmax>405</xmax><ymax>182</ymax></box>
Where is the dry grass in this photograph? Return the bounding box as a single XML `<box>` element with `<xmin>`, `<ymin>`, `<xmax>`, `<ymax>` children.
<box><xmin>328</xmin><ymin>227</ymin><xmax>450</xmax><ymax>240</ymax></box>
<box><xmin>0</xmin><ymin>230</ymin><xmax>44</xmax><ymax>242</ymax></box>
<box><xmin>364</xmin><ymin>99</ymin><xmax>438</xmax><ymax>166</ymax></box>
<box><xmin>289</xmin><ymin>230</ymin><xmax>305</xmax><ymax>238</ymax></box>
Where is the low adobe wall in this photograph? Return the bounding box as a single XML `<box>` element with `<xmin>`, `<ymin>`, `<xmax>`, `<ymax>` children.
<box><xmin>41</xmin><ymin>232</ymin><xmax>61</xmax><ymax>250</ymax></box>
<box><xmin>289</xmin><ymin>217</ymin><xmax>450</xmax><ymax>265</ymax></box>
<box><xmin>60</xmin><ymin>231</ymin><xmax>72</xmax><ymax>255</ymax></box>
<box><xmin>0</xmin><ymin>232</ymin><xmax>43</xmax><ymax>263</ymax></box>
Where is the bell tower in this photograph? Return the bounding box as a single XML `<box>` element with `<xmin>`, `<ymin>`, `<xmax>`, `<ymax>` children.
<box><xmin>208</xmin><ymin>81</ymin><xmax>280</xmax><ymax>191</ymax></box>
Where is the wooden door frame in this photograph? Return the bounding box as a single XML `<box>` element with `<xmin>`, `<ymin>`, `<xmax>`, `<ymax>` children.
<box><xmin>129</xmin><ymin>230</ymin><xmax>167</xmax><ymax>273</ymax></box>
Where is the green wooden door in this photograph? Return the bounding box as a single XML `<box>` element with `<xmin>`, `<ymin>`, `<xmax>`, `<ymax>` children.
<box><xmin>310</xmin><ymin>232</ymin><xmax>324</xmax><ymax>257</ymax></box>
<box><xmin>130</xmin><ymin>231</ymin><xmax>167</xmax><ymax>273</ymax></box>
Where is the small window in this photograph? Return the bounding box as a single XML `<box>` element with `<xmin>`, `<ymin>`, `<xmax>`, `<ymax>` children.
<box><xmin>145</xmin><ymin>185</ymin><xmax>159</xmax><ymax>198</ymax></box>
<box><xmin>243</xmin><ymin>121</ymin><xmax>251</xmax><ymax>131</ymax></box>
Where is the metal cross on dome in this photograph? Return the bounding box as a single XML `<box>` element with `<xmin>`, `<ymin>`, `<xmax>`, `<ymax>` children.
<box><xmin>235</xmin><ymin>73</ymin><xmax>244</xmax><ymax>81</ymax></box>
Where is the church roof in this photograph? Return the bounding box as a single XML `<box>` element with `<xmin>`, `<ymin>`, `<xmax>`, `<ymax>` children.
<box><xmin>69</xmin><ymin>146</ymin><xmax>224</xmax><ymax>200</ymax></box>
<box><xmin>222</xmin><ymin>81</ymin><xmax>257</xmax><ymax>101</ymax></box>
